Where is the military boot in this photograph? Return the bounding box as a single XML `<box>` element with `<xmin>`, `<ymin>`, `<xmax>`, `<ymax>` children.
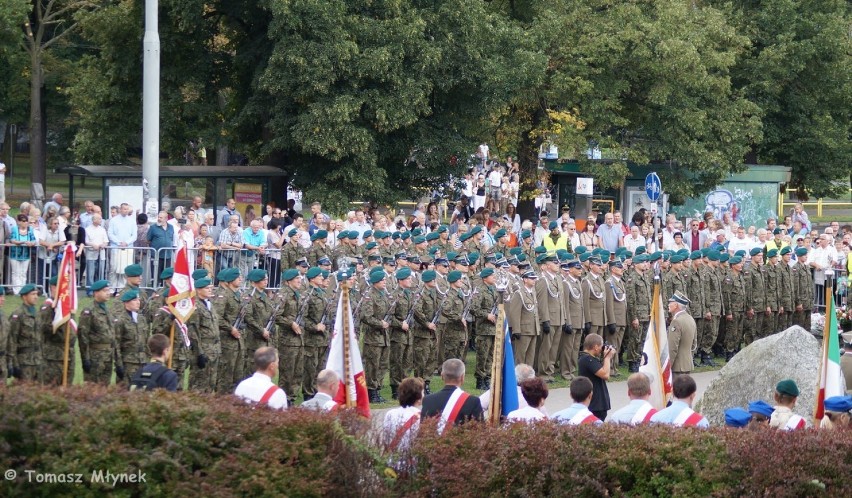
<box><xmin>375</xmin><ymin>388</ymin><xmax>387</xmax><ymax>403</ymax></box>
<box><xmin>424</xmin><ymin>381</ymin><xmax>431</xmax><ymax>395</ymax></box>
<box><xmin>628</xmin><ymin>361</ymin><xmax>639</xmax><ymax>373</ymax></box>
<box><xmin>368</xmin><ymin>389</ymin><xmax>378</xmax><ymax>403</ymax></box>
<box><xmin>391</xmin><ymin>385</ymin><xmax>399</xmax><ymax>400</ymax></box>
<box><xmin>701</xmin><ymin>353</ymin><xmax>717</xmax><ymax>367</ymax></box>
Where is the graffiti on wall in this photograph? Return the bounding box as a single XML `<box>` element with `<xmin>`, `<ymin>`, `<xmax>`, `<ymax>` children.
<box><xmin>670</xmin><ymin>182</ymin><xmax>778</xmax><ymax>229</ymax></box>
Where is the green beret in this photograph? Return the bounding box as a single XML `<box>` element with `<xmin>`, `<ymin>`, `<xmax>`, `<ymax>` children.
<box><xmin>383</xmin><ymin>257</ymin><xmax>396</xmax><ymax>266</ymax></box>
<box><xmin>365</xmin><ymin>241</ymin><xmax>378</xmax><ymax>250</ymax></box>
<box><xmin>773</xmin><ymin>228</ymin><xmax>782</xmax><ymax>235</ymax></box>
<box><xmin>575</xmin><ymin>246</ymin><xmax>587</xmax><ymax>254</ymax></box>
<box><xmin>467</xmin><ymin>252</ymin><xmax>480</xmax><ymax>263</ymax></box>
<box><xmin>194</xmin><ymin>278</ymin><xmax>212</xmax><ymax>288</ymax></box>
<box><xmin>480</xmin><ymin>268</ymin><xmax>495</xmax><ymax>279</ymax></box>
<box><xmin>19</xmin><ymin>283</ymin><xmax>38</xmax><ymax>296</ymax></box>
<box><xmin>516</xmin><ymin>254</ymin><xmax>528</xmax><ymax>263</ymax></box>
<box><xmin>282</xmin><ymin>269</ymin><xmax>300</xmax><ymax>282</ymax></box>
<box><xmin>247</xmin><ymin>269</ymin><xmax>268</xmax><ymax>282</ymax></box>
<box><xmin>347</xmin><ymin>231</ymin><xmax>359</xmax><ymax>240</ymax></box>
<box><xmin>766</xmin><ymin>248</ymin><xmax>779</xmax><ymax>258</ymax></box>
<box><xmin>120</xmin><ymin>289</ymin><xmax>139</xmax><ymax>302</ymax></box>
<box><xmin>689</xmin><ymin>250</ymin><xmax>702</xmax><ymax>260</ymax></box>
<box><xmin>750</xmin><ymin>247</ymin><xmax>763</xmax><ymax>257</ymax></box>
<box><xmin>579</xmin><ymin>253</ymin><xmax>592</xmax><ymax>262</ymax></box>
<box><xmin>447</xmin><ymin>270</ymin><xmax>463</xmax><ymax>283</ymax></box>
<box><xmin>379</xmin><ymin>231</ymin><xmax>391</xmax><ymax>239</ymax></box>
<box><xmin>367</xmin><ymin>254</ymin><xmax>382</xmax><ymax>262</ymax></box>
<box><xmin>192</xmin><ymin>269</ymin><xmax>209</xmax><ymax>280</ymax></box>
<box><xmin>49</xmin><ymin>275</ymin><xmax>58</xmax><ymax>286</ymax></box>
<box><xmin>363</xmin><ymin>230</ymin><xmax>373</xmax><ymax>238</ymax></box>
<box><xmin>306</xmin><ymin>267</ymin><xmax>323</xmax><ymax>280</ymax></box>
<box><xmin>780</xmin><ymin>246</ymin><xmax>792</xmax><ymax>256</ymax></box>
<box><xmin>670</xmin><ymin>255</ymin><xmax>684</xmax><ymax>264</ymax></box>
<box><xmin>337</xmin><ymin>269</ymin><xmax>351</xmax><ymax>281</ymax></box>
<box><xmin>509</xmin><ymin>247</ymin><xmax>523</xmax><ymax>256</ymax></box>
<box><xmin>395</xmin><ymin>267</ymin><xmax>412</xmax><ymax>280</ymax></box>
<box><xmin>548</xmin><ymin>221</ymin><xmax>558</xmax><ymax>230</ymax></box>
<box><xmin>556</xmin><ymin>249</ymin><xmax>570</xmax><ymax>260</ymax></box>
<box><xmin>599</xmin><ymin>250</ymin><xmax>610</xmax><ymax>262</ymax></box>
<box><xmin>649</xmin><ymin>252</ymin><xmax>662</xmax><ymax>262</ymax></box>
<box><xmin>633</xmin><ymin>246</ymin><xmax>645</xmax><ymax>256</ymax></box>
<box><xmin>413</xmin><ymin>236</ymin><xmax>426</xmax><ymax>244</ymax></box>
<box><xmin>391</xmin><ymin>232</ymin><xmax>401</xmax><ymax>240</ymax></box>
<box><xmin>217</xmin><ymin>268</ymin><xmax>239</xmax><ymax>283</ymax></box>
<box><xmin>369</xmin><ymin>266</ymin><xmax>385</xmax><ymax>275</ymax></box>
<box><xmin>459</xmin><ymin>232</ymin><xmax>472</xmax><ymax>242</ymax></box>
<box><xmin>0</xmin><ymin>287</ymin><xmax>5</xmax><ymax>295</ymax></box>
<box><xmin>634</xmin><ymin>254</ymin><xmax>648</xmax><ymax>263</ymax></box>
<box><xmin>288</xmin><ymin>228</ymin><xmax>299</xmax><ymax>237</ymax></box>
<box><xmin>411</xmin><ymin>228</ymin><xmax>423</xmax><ymax>237</ymax></box>
<box><xmin>776</xmin><ymin>379</ymin><xmax>799</xmax><ymax>397</ymax></box>
<box><xmin>729</xmin><ymin>256</ymin><xmax>742</xmax><ymax>265</ymax></box>
<box><xmin>470</xmin><ymin>226</ymin><xmax>482</xmax><ymax>236</ymax></box>
<box><xmin>369</xmin><ymin>270</ymin><xmax>386</xmax><ymax>284</ymax></box>
<box><xmin>310</xmin><ymin>229</ymin><xmax>328</xmax><ymax>241</ymax></box>
<box><xmin>320</xmin><ymin>269</ymin><xmax>330</xmax><ymax>279</ymax></box>
<box><xmin>495</xmin><ymin>229</ymin><xmax>507</xmax><ymax>239</ymax></box>
<box><xmin>125</xmin><ymin>264</ymin><xmax>144</xmax><ymax>277</ymax></box>
<box><xmin>707</xmin><ymin>251</ymin><xmax>721</xmax><ymax>262</ymax></box>
<box><xmin>700</xmin><ymin>248</ymin><xmax>711</xmax><ymax>257</ymax></box>
<box><xmin>337</xmin><ymin>231</ymin><xmax>349</xmax><ymax>240</ymax></box>
<box><xmin>454</xmin><ymin>256</ymin><xmax>469</xmax><ymax>267</ymax></box>
<box><xmin>447</xmin><ymin>251</ymin><xmax>458</xmax><ymax>261</ymax></box>
<box><xmin>428</xmin><ymin>246</ymin><xmax>440</xmax><ymax>255</ymax></box>
<box><xmin>90</xmin><ymin>280</ymin><xmax>109</xmax><ymax>292</ymax></box>
<box><xmin>734</xmin><ymin>250</ymin><xmax>746</xmax><ymax>257</ymax></box>
<box><xmin>520</xmin><ymin>230</ymin><xmax>531</xmax><ymax>240</ymax></box>
<box><xmin>421</xmin><ymin>269</ymin><xmax>437</xmax><ymax>283</ymax></box>
<box><xmin>534</xmin><ymin>246</ymin><xmax>547</xmax><ymax>255</ymax></box>
<box><xmin>160</xmin><ymin>267</ymin><xmax>174</xmax><ymax>280</ymax></box>
<box><xmin>719</xmin><ymin>252</ymin><xmax>730</xmax><ymax>263</ymax></box>
<box><xmin>425</xmin><ymin>232</ymin><xmax>439</xmax><ymax>241</ymax></box>
<box><xmin>438</xmin><ymin>225</ymin><xmax>448</xmax><ymax>233</ymax></box>
<box><xmin>677</xmin><ymin>249</ymin><xmax>690</xmax><ymax>256</ymax></box>
<box><xmin>795</xmin><ymin>247</ymin><xmax>808</xmax><ymax>257</ymax></box>
<box><xmin>562</xmin><ymin>253</ymin><xmax>576</xmax><ymax>261</ymax></box>
<box><xmin>536</xmin><ymin>254</ymin><xmax>548</xmax><ymax>264</ymax></box>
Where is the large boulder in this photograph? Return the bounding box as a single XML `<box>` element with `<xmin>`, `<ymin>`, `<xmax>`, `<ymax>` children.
<box><xmin>695</xmin><ymin>327</ymin><xmax>819</xmax><ymax>426</ymax></box>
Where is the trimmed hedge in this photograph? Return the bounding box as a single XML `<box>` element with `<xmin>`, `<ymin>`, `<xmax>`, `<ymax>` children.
<box><xmin>1</xmin><ymin>385</ymin><xmax>851</xmax><ymax>497</ymax></box>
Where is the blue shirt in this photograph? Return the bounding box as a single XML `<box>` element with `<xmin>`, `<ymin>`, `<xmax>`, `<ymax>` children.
<box><xmin>147</xmin><ymin>223</ymin><xmax>174</xmax><ymax>251</ymax></box>
<box><xmin>10</xmin><ymin>226</ymin><xmax>36</xmax><ymax>260</ymax></box>
<box><xmin>596</xmin><ymin>223</ymin><xmax>622</xmax><ymax>252</ymax></box>
<box><xmin>552</xmin><ymin>403</ymin><xmax>602</xmax><ymax>425</ymax></box>
<box><xmin>242</xmin><ymin>228</ymin><xmax>266</xmax><ymax>256</ymax></box>
<box><xmin>649</xmin><ymin>400</ymin><xmax>709</xmax><ymax>428</ymax></box>
<box><xmin>607</xmin><ymin>399</ymin><xmax>656</xmax><ymax>425</ymax></box>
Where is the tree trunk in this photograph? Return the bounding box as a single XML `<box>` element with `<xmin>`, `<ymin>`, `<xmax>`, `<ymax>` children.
<box><xmin>29</xmin><ymin>49</ymin><xmax>46</xmax><ymax>188</ymax></box>
<box><xmin>515</xmin><ymin>105</ymin><xmax>546</xmax><ymax>221</ymax></box>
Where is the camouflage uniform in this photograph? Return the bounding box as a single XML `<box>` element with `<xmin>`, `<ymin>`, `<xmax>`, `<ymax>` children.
<box><xmin>114</xmin><ymin>308</ymin><xmax>150</xmax><ymax>384</ymax></box>
<box><xmin>441</xmin><ymin>285</ymin><xmax>468</xmax><ymax>364</ymax></box>
<box><xmin>110</xmin><ymin>284</ymin><xmax>148</xmax><ymax>317</ymax></box>
<box><xmin>625</xmin><ymin>271</ymin><xmax>651</xmax><ymax>364</ymax></box>
<box><xmin>792</xmin><ymin>259</ymin><xmax>814</xmax><ymax>328</ymax></box>
<box><xmin>472</xmin><ymin>282</ymin><xmax>498</xmax><ymax>385</ymax></box>
<box><xmin>9</xmin><ymin>303</ymin><xmax>42</xmax><ymax>382</ymax></box>
<box><xmin>687</xmin><ymin>263</ymin><xmax>707</xmax><ymax>346</ymax></box>
<box><xmin>302</xmin><ymin>286</ymin><xmax>330</xmax><ymax>398</ymax></box>
<box><xmin>699</xmin><ymin>265</ymin><xmax>723</xmax><ymax>356</ymax></box>
<box><xmin>389</xmin><ymin>286</ymin><xmax>416</xmax><ymax>392</ymax></box>
<box><xmin>213</xmin><ymin>285</ymin><xmax>245</xmax><ymax>393</ymax></box>
<box><xmin>776</xmin><ymin>261</ymin><xmax>794</xmax><ymax>331</ymax></box>
<box><xmin>39</xmin><ymin>298</ymin><xmax>76</xmax><ymax>386</ymax></box>
<box><xmin>78</xmin><ymin>302</ymin><xmax>118</xmax><ymax>384</ymax></box>
<box><xmin>762</xmin><ymin>263</ymin><xmax>780</xmax><ymax>337</ymax></box>
<box><xmin>308</xmin><ymin>242</ymin><xmax>330</xmax><ymax>267</ymax></box>
<box><xmin>413</xmin><ymin>286</ymin><xmax>439</xmax><ymax>383</ymax></box>
<box><xmin>744</xmin><ymin>263</ymin><xmax>768</xmax><ymax>345</ymax></box>
<box><xmin>187</xmin><ymin>298</ymin><xmax>220</xmax><ymax>392</ymax></box>
<box><xmin>275</xmin><ymin>285</ymin><xmax>305</xmax><ymax>405</ymax></box>
<box><xmin>281</xmin><ymin>242</ymin><xmax>306</xmax><ymax>271</ymax></box>
<box><xmin>361</xmin><ymin>285</ymin><xmax>392</xmax><ymax>391</ymax></box>
<box><xmin>722</xmin><ymin>270</ymin><xmax>747</xmax><ymax>354</ymax></box>
<box><xmin>150</xmin><ymin>303</ymin><xmax>189</xmax><ymax>383</ymax></box>
<box><xmin>243</xmin><ymin>289</ymin><xmax>275</xmax><ymax>378</ymax></box>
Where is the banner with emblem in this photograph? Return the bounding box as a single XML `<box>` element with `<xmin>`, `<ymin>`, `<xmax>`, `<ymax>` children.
<box><xmin>167</xmin><ymin>244</ymin><xmax>195</xmax><ymax>347</ymax></box>
<box><xmin>52</xmin><ymin>244</ymin><xmax>78</xmax><ymax>332</ymax></box>
<box><xmin>326</xmin><ymin>287</ymin><xmax>370</xmax><ymax>418</ymax></box>
<box><xmin>639</xmin><ymin>283</ymin><xmax>673</xmax><ymax>409</ymax></box>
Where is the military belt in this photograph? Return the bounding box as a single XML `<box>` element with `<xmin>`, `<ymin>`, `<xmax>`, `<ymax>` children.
<box><xmin>17</xmin><ymin>347</ymin><xmax>41</xmax><ymax>354</ymax></box>
<box><xmin>89</xmin><ymin>343</ymin><xmax>113</xmax><ymax>351</ymax></box>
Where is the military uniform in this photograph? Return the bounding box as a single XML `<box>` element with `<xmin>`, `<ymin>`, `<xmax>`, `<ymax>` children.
<box><xmin>688</xmin><ymin>263</ymin><xmax>707</xmax><ymax>348</ymax></box>
<box><xmin>722</xmin><ymin>270</ymin><xmax>747</xmax><ymax>356</ymax></box>
<box><xmin>78</xmin><ymin>302</ymin><xmax>118</xmax><ymax>384</ymax></box>
<box><xmin>440</xmin><ymin>284</ymin><xmax>467</xmax><ymax>364</ymax></box>
<box><xmin>776</xmin><ymin>260</ymin><xmax>794</xmax><ymax>331</ymax></box>
<box><xmin>243</xmin><ymin>289</ymin><xmax>275</xmax><ymax>378</ymax></box>
<box><xmin>114</xmin><ymin>308</ymin><xmax>150</xmax><ymax>384</ymax></box>
<box><xmin>558</xmin><ymin>272</ymin><xmax>584</xmax><ymax>380</ymax></box>
<box><xmin>413</xmin><ymin>284</ymin><xmax>440</xmax><ymax>386</ymax></box>
<box><xmin>110</xmin><ymin>284</ymin><xmax>148</xmax><ymax>316</ymax></box>
<box><xmin>275</xmin><ymin>284</ymin><xmax>305</xmax><ymax>405</ymax></box>
<box><xmin>744</xmin><ymin>262</ymin><xmax>768</xmax><ymax>345</ymax></box>
<box><xmin>187</xmin><ymin>297</ymin><xmax>220</xmax><ymax>392</ymax></box>
<box><xmin>389</xmin><ymin>285</ymin><xmax>417</xmax><ymax>394</ymax></box>
<box><xmin>472</xmin><ymin>281</ymin><xmax>498</xmax><ymax>387</ymax></box>
<box><xmin>507</xmin><ymin>284</ymin><xmax>539</xmax><ymax>366</ymax></box>
<box><xmin>307</xmin><ymin>242</ymin><xmax>330</xmax><ymax>267</ymax></box>
<box><xmin>536</xmin><ymin>269</ymin><xmax>564</xmax><ymax>379</ymax></box>
<box><xmin>668</xmin><ymin>308</ymin><xmax>697</xmax><ymax>374</ymax></box>
<box><xmin>698</xmin><ymin>264</ymin><xmax>723</xmax><ymax>357</ymax></box>
<box><xmin>583</xmin><ymin>273</ymin><xmax>608</xmax><ymax>336</ymax></box>
<box><xmin>625</xmin><ymin>270</ymin><xmax>651</xmax><ymax>366</ymax></box>
<box><xmin>9</xmin><ymin>303</ymin><xmax>42</xmax><ymax>381</ymax></box>
<box><xmin>0</xmin><ymin>306</ymin><xmax>8</xmax><ymax>381</ymax></box>
<box><xmin>39</xmin><ymin>298</ymin><xmax>76</xmax><ymax>385</ymax></box>
<box><xmin>763</xmin><ymin>262</ymin><xmax>780</xmax><ymax>337</ymax></box>
<box><xmin>150</xmin><ymin>303</ymin><xmax>189</xmax><ymax>383</ymax></box>
<box><xmin>302</xmin><ymin>286</ymin><xmax>330</xmax><ymax>398</ymax></box>
<box><xmin>282</xmin><ymin>241</ymin><xmax>306</xmax><ymax>270</ymax></box>
<box><xmin>362</xmin><ymin>285</ymin><xmax>392</xmax><ymax>396</ymax></box>
<box><xmin>213</xmin><ymin>285</ymin><xmax>245</xmax><ymax>393</ymax></box>
<box><xmin>604</xmin><ymin>273</ymin><xmax>627</xmax><ymax>374</ymax></box>
<box><xmin>792</xmin><ymin>259</ymin><xmax>814</xmax><ymax>328</ymax></box>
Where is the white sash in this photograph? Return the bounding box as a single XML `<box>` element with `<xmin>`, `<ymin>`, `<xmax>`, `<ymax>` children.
<box><xmin>673</xmin><ymin>406</ymin><xmax>697</xmax><ymax>426</ymax></box>
<box><xmin>630</xmin><ymin>402</ymin><xmax>656</xmax><ymax>424</ymax></box>
<box><xmin>322</xmin><ymin>399</ymin><xmax>338</xmax><ymax>411</ymax></box>
<box><xmin>438</xmin><ymin>387</ymin><xmax>464</xmax><ymax>434</ymax></box>
<box><xmin>783</xmin><ymin>414</ymin><xmax>806</xmax><ymax>431</ymax></box>
<box><xmin>568</xmin><ymin>407</ymin><xmax>596</xmax><ymax>425</ymax></box>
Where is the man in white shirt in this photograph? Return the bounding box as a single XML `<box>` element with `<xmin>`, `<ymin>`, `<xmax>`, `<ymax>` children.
<box><xmin>107</xmin><ymin>203</ymin><xmax>138</xmax><ymax>289</ymax></box>
<box><xmin>300</xmin><ymin>369</ymin><xmax>340</xmax><ymax>411</ymax></box>
<box><xmin>623</xmin><ymin>225</ymin><xmax>646</xmax><ymax>254</ymax></box>
<box><xmin>480</xmin><ymin>363</ymin><xmax>536</xmax><ymax>412</ymax></box>
<box><xmin>488</xmin><ymin>166</ymin><xmax>502</xmax><ymax>202</ymax></box>
<box><xmin>235</xmin><ymin>347</ymin><xmax>288</xmax><ymax>410</ymax></box>
<box><xmin>810</xmin><ymin>234</ymin><xmax>838</xmax><ymax>293</ymax></box>
<box><xmin>533</xmin><ymin>212</ymin><xmax>550</xmax><ymax>247</ymax></box>
<box><xmin>607</xmin><ymin>373</ymin><xmax>658</xmax><ymax>424</ymax></box>
<box><xmin>348</xmin><ymin>210</ymin><xmax>371</xmax><ymax>244</ymax></box>
<box><xmin>727</xmin><ymin>225</ymin><xmax>752</xmax><ymax>255</ymax></box>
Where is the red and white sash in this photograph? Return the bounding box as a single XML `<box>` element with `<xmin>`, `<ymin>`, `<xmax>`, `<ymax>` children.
<box><xmin>259</xmin><ymin>385</ymin><xmax>281</xmax><ymax>405</ymax></box>
<box><xmin>322</xmin><ymin>399</ymin><xmax>339</xmax><ymax>411</ymax></box>
<box><xmin>438</xmin><ymin>388</ymin><xmax>470</xmax><ymax>434</ymax></box>
<box><xmin>568</xmin><ymin>407</ymin><xmax>600</xmax><ymax>425</ymax></box>
<box><xmin>388</xmin><ymin>413</ymin><xmax>420</xmax><ymax>451</ymax></box>
<box><xmin>783</xmin><ymin>414</ymin><xmax>806</xmax><ymax>431</ymax></box>
<box><xmin>673</xmin><ymin>407</ymin><xmax>705</xmax><ymax>427</ymax></box>
<box><xmin>630</xmin><ymin>402</ymin><xmax>658</xmax><ymax>424</ymax></box>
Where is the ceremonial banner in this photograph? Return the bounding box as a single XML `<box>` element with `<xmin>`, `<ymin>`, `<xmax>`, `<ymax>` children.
<box><xmin>167</xmin><ymin>244</ymin><xmax>194</xmax><ymax>347</ymax></box>
<box><xmin>53</xmin><ymin>244</ymin><xmax>78</xmax><ymax>331</ymax></box>
<box><xmin>327</xmin><ymin>290</ymin><xmax>370</xmax><ymax>418</ymax></box>
<box><xmin>815</xmin><ymin>294</ymin><xmax>844</xmax><ymax>422</ymax></box>
<box><xmin>639</xmin><ymin>283</ymin><xmax>673</xmax><ymax>409</ymax></box>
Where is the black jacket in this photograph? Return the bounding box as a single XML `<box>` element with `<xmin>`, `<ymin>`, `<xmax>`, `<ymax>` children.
<box><xmin>421</xmin><ymin>385</ymin><xmax>484</xmax><ymax>425</ymax></box>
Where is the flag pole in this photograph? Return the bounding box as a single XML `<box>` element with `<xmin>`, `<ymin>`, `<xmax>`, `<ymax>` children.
<box><xmin>61</xmin><ymin>321</ymin><xmax>72</xmax><ymax>387</ymax></box>
<box><xmin>168</xmin><ymin>321</ymin><xmax>176</xmax><ymax>369</ymax></box>
<box><xmin>341</xmin><ymin>280</ymin><xmax>354</xmax><ymax>409</ymax></box>
<box><xmin>488</xmin><ymin>303</ymin><xmax>506</xmax><ymax>424</ymax></box>
<box><xmin>814</xmin><ymin>277</ymin><xmax>834</xmax><ymax>427</ymax></box>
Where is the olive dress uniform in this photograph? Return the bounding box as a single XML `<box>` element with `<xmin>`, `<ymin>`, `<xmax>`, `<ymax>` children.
<box><xmin>472</xmin><ymin>282</ymin><xmax>499</xmax><ymax>387</ymax></box>
<box><xmin>668</xmin><ymin>309</ymin><xmax>697</xmax><ymax>374</ymax></box>
<box><xmin>114</xmin><ymin>308</ymin><xmax>150</xmax><ymax>385</ymax></box>
<box><xmin>187</xmin><ymin>297</ymin><xmax>220</xmax><ymax>392</ymax></box>
<box><xmin>78</xmin><ymin>301</ymin><xmax>119</xmax><ymax>385</ymax></box>
<box><xmin>558</xmin><ymin>272</ymin><xmax>584</xmax><ymax>380</ymax></box>
<box><xmin>582</xmin><ymin>273</ymin><xmax>608</xmax><ymax>336</ymax></box>
<box><xmin>213</xmin><ymin>284</ymin><xmax>245</xmax><ymax>393</ymax></box>
<box><xmin>604</xmin><ymin>273</ymin><xmax>628</xmax><ymax>374</ymax></box>
<box><xmin>362</xmin><ymin>284</ymin><xmax>392</xmax><ymax>395</ymax></box>
<box><xmin>537</xmin><ymin>270</ymin><xmax>564</xmax><ymax>379</ymax></box>
<box><xmin>625</xmin><ymin>270</ymin><xmax>651</xmax><ymax>367</ymax></box>
<box><xmin>507</xmin><ymin>284</ymin><xmax>540</xmax><ymax>367</ymax></box>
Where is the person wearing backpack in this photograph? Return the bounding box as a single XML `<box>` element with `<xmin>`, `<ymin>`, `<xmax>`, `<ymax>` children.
<box><xmin>129</xmin><ymin>333</ymin><xmax>179</xmax><ymax>391</ymax></box>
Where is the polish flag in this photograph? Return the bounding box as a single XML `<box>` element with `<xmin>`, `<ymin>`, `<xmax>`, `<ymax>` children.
<box><xmin>53</xmin><ymin>244</ymin><xmax>78</xmax><ymax>332</ymax></box>
<box><xmin>326</xmin><ymin>289</ymin><xmax>370</xmax><ymax>418</ymax></box>
<box><xmin>639</xmin><ymin>283</ymin><xmax>673</xmax><ymax>409</ymax></box>
<box><xmin>167</xmin><ymin>243</ymin><xmax>194</xmax><ymax>347</ymax></box>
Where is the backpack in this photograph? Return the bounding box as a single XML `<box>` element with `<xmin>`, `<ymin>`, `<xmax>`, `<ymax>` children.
<box><xmin>129</xmin><ymin>363</ymin><xmax>170</xmax><ymax>391</ymax></box>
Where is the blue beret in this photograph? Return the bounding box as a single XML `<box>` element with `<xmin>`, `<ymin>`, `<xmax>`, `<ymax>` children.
<box><xmin>89</xmin><ymin>280</ymin><xmax>109</xmax><ymax>292</ymax></box>
<box><xmin>748</xmin><ymin>400</ymin><xmax>774</xmax><ymax>418</ymax></box>
<box><xmin>824</xmin><ymin>395</ymin><xmax>852</xmax><ymax>413</ymax></box>
<box><xmin>724</xmin><ymin>408</ymin><xmax>751</xmax><ymax>428</ymax></box>
<box><xmin>306</xmin><ymin>267</ymin><xmax>323</xmax><ymax>280</ymax></box>
<box><xmin>120</xmin><ymin>289</ymin><xmax>139</xmax><ymax>302</ymax></box>
<box><xmin>124</xmin><ymin>264</ymin><xmax>143</xmax><ymax>277</ymax></box>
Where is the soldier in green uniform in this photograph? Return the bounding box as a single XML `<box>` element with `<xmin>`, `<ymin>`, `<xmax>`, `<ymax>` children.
<box><xmin>378</xmin><ymin>231</ymin><xmax>395</xmax><ymax>260</ymax></box>
<box><xmin>243</xmin><ymin>269</ymin><xmax>274</xmax><ymax>378</ymax></box>
<box><xmin>79</xmin><ymin>280</ymin><xmax>120</xmax><ymax>384</ymax></box>
<box><xmin>472</xmin><ymin>268</ymin><xmax>499</xmax><ymax>390</ymax></box>
<box><xmin>275</xmin><ymin>268</ymin><xmax>305</xmax><ymax>404</ymax></box>
<box><xmin>604</xmin><ymin>259</ymin><xmax>628</xmax><ymax>376</ymax></box>
<box><xmin>776</xmin><ymin>246</ymin><xmax>795</xmax><ymax>331</ymax></box>
<box><xmin>687</xmin><ymin>250</ymin><xmax>708</xmax><ymax>363</ymax></box>
<box><xmin>362</xmin><ymin>269</ymin><xmax>392</xmax><ymax>403</ymax></box>
<box><xmin>762</xmin><ymin>249</ymin><xmax>781</xmax><ymax>337</ymax></box>
<box><xmin>507</xmin><ymin>270</ymin><xmax>540</xmax><ymax>366</ymax></box>
<box><xmin>413</xmin><ymin>269</ymin><xmax>439</xmax><ymax>394</ymax></box>
<box><xmin>625</xmin><ymin>255</ymin><xmax>651</xmax><ymax>372</ymax></box>
<box><xmin>187</xmin><ymin>278</ymin><xmax>220</xmax><ymax>392</ymax></box>
<box><xmin>537</xmin><ymin>255</ymin><xmax>564</xmax><ymax>381</ymax></box>
<box><xmin>282</xmin><ymin>228</ymin><xmax>306</xmax><ymax>270</ymax></box>
<box><xmin>668</xmin><ymin>255</ymin><xmax>690</xmax><ymax>302</ymax></box>
<box><xmin>214</xmin><ymin>268</ymin><xmax>245</xmax><ymax>393</ymax></box>
<box><xmin>114</xmin><ymin>289</ymin><xmax>150</xmax><ymax>384</ymax></box>
<box><xmin>39</xmin><ymin>276</ymin><xmax>75</xmax><ymax>385</ymax></box>
<box><xmin>559</xmin><ymin>260</ymin><xmax>584</xmax><ymax>380</ymax></box>
<box><xmin>149</xmin><ymin>288</ymin><xmax>189</xmax><ymax>385</ymax></box>
<box><xmin>583</xmin><ymin>256</ymin><xmax>609</xmax><ymax>341</ymax></box>
<box><xmin>307</xmin><ymin>230</ymin><xmax>330</xmax><ymax>267</ymax></box>
<box><xmin>743</xmin><ymin>248</ymin><xmax>768</xmax><ymax>345</ymax></box>
<box><xmin>302</xmin><ymin>267</ymin><xmax>329</xmax><ymax>400</ymax></box>
<box><xmin>144</xmin><ymin>268</ymin><xmax>173</xmax><ymax>322</ymax></box>
<box><xmin>111</xmin><ymin>264</ymin><xmax>147</xmax><ymax>316</ymax></box>
<box><xmin>440</xmin><ymin>270</ymin><xmax>467</xmax><ymax>366</ymax></box>
<box><xmin>8</xmin><ymin>284</ymin><xmax>42</xmax><ymax>382</ymax></box>
<box><xmin>698</xmin><ymin>251</ymin><xmax>724</xmax><ymax>364</ymax></box>
<box><xmin>388</xmin><ymin>267</ymin><xmax>417</xmax><ymax>399</ymax></box>
<box><xmin>722</xmin><ymin>256</ymin><xmax>747</xmax><ymax>360</ymax></box>
<box><xmin>792</xmin><ymin>247</ymin><xmax>814</xmax><ymax>329</ymax></box>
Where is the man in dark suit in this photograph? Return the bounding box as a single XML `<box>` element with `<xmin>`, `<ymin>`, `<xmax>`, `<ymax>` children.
<box><xmin>421</xmin><ymin>358</ymin><xmax>484</xmax><ymax>431</ymax></box>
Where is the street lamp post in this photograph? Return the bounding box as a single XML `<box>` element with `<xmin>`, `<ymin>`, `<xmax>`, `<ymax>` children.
<box><xmin>142</xmin><ymin>0</ymin><xmax>160</xmax><ymax>219</ymax></box>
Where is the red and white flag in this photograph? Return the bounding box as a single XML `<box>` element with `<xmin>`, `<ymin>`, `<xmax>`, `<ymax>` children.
<box><xmin>326</xmin><ymin>291</ymin><xmax>370</xmax><ymax>418</ymax></box>
<box><xmin>167</xmin><ymin>244</ymin><xmax>194</xmax><ymax>347</ymax></box>
<box><xmin>52</xmin><ymin>244</ymin><xmax>78</xmax><ymax>332</ymax></box>
<box><xmin>639</xmin><ymin>283</ymin><xmax>673</xmax><ymax>409</ymax></box>
<box><xmin>815</xmin><ymin>294</ymin><xmax>845</xmax><ymax>422</ymax></box>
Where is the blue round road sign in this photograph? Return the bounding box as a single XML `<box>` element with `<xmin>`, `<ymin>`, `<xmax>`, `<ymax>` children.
<box><xmin>645</xmin><ymin>172</ymin><xmax>662</xmax><ymax>202</ymax></box>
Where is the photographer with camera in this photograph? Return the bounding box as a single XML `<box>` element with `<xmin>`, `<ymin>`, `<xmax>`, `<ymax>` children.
<box><xmin>577</xmin><ymin>333</ymin><xmax>615</xmax><ymax>421</ymax></box>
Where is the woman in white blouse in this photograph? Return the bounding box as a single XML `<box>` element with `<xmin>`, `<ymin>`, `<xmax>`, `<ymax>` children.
<box><xmin>382</xmin><ymin>377</ymin><xmax>423</xmax><ymax>454</ymax></box>
<box><xmin>507</xmin><ymin>377</ymin><xmax>549</xmax><ymax>421</ymax></box>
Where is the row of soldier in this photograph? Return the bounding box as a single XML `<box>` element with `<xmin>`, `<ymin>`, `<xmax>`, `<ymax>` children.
<box><xmin>2</xmin><ymin>225</ymin><xmax>816</xmax><ymax>405</ymax></box>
